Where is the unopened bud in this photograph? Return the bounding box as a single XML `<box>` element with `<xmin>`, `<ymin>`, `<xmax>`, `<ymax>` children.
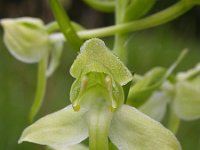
<box><xmin>1</xmin><ymin>17</ymin><xmax>49</xmax><ymax>63</ymax></box>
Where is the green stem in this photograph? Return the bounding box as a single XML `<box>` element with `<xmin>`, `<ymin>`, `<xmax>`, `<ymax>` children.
<box><xmin>163</xmin><ymin>49</ymin><xmax>188</xmax><ymax>79</ymax></box>
<box><xmin>29</xmin><ymin>57</ymin><xmax>48</xmax><ymax>122</ymax></box>
<box><xmin>45</xmin><ymin>21</ymin><xmax>59</xmax><ymax>33</ymax></box>
<box><xmin>50</xmin><ymin>1</ymin><xmax>193</xmax><ymax>41</ymax></box>
<box><xmin>46</xmin><ymin>21</ymin><xmax>85</xmax><ymax>34</ymax></box>
<box><xmin>83</xmin><ymin>0</ymin><xmax>115</xmax><ymax>13</ymax></box>
<box><xmin>49</xmin><ymin>0</ymin><xmax>83</xmax><ymax>51</ymax></box>
<box><xmin>79</xmin><ymin>1</ymin><xmax>192</xmax><ymax>38</ymax></box>
<box><xmin>113</xmin><ymin>34</ymin><xmax>128</xmax><ymax>63</ymax></box>
<box><xmin>113</xmin><ymin>0</ymin><xmax>129</xmax><ymax>63</ymax></box>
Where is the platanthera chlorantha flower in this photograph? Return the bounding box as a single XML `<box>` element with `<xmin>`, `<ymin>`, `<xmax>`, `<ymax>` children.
<box><xmin>18</xmin><ymin>38</ymin><xmax>181</xmax><ymax>150</ymax></box>
<box><xmin>0</xmin><ymin>17</ymin><xmax>63</xmax><ymax>76</ymax></box>
<box><xmin>1</xmin><ymin>17</ymin><xmax>49</xmax><ymax>63</ymax></box>
<box><xmin>136</xmin><ymin>63</ymin><xmax>200</xmax><ymax>123</ymax></box>
<box><xmin>173</xmin><ymin>63</ymin><xmax>200</xmax><ymax>121</ymax></box>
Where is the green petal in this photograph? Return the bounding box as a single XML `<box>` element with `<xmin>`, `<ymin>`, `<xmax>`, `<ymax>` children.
<box><xmin>1</xmin><ymin>17</ymin><xmax>49</xmax><ymax>63</ymax></box>
<box><xmin>109</xmin><ymin>105</ymin><xmax>181</xmax><ymax>150</ymax></box>
<box><xmin>177</xmin><ymin>63</ymin><xmax>200</xmax><ymax>80</ymax></box>
<box><xmin>173</xmin><ymin>79</ymin><xmax>200</xmax><ymax>120</ymax></box>
<box><xmin>46</xmin><ymin>35</ymin><xmax>64</xmax><ymax>77</ymax></box>
<box><xmin>139</xmin><ymin>91</ymin><xmax>169</xmax><ymax>121</ymax></box>
<box><xmin>127</xmin><ymin>50</ymin><xmax>187</xmax><ymax>107</ymax></box>
<box><xmin>86</xmin><ymin>101</ymin><xmax>113</xmax><ymax>150</ymax></box>
<box><xmin>127</xmin><ymin>67</ymin><xmax>166</xmax><ymax>107</ymax></box>
<box><xmin>70</xmin><ymin>38</ymin><xmax>132</xmax><ymax>85</ymax></box>
<box><xmin>50</xmin><ymin>143</ymin><xmax>88</xmax><ymax>150</ymax></box>
<box><xmin>19</xmin><ymin>105</ymin><xmax>88</xmax><ymax>147</ymax></box>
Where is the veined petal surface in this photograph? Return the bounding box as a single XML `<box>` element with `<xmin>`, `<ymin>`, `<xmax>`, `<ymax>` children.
<box><xmin>19</xmin><ymin>105</ymin><xmax>88</xmax><ymax>148</ymax></box>
<box><xmin>109</xmin><ymin>105</ymin><xmax>181</xmax><ymax>150</ymax></box>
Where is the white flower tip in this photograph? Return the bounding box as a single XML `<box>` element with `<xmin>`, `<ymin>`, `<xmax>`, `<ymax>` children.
<box><xmin>18</xmin><ymin>135</ymin><xmax>25</xmax><ymax>144</ymax></box>
<box><xmin>18</xmin><ymin>139</ymin><xmax>23</xmax><ymax>144</ymax></box>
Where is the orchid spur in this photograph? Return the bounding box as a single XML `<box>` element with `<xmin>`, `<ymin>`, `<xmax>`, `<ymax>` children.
<box><xmin>19</xmin><ymin>38</ymin><xmax>181</xmax><ymax>150</ymax></box>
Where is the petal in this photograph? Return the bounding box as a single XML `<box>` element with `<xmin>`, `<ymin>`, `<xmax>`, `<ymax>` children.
<box><xmin>139</xmin><ymin>91</ymin><xmax>168</xmax><ymax>122</ymax></box>
<box><xmin>50</xmin><ymin>143</ymin><xmax>88</xmax><ymax>150</ymax></box>
<box><xmin>177</xmin><ymin>63</ymin><xmax>200</xmax><ymax>80</ymax></box>
<box><xmin>173</xmin><ymin>79</ymin><xmax>200</xmax><ymax>121</ymax></box>
<box><xmin>19</xmin><ymin>105</ymin><xmax>88</xmax><ymax>148</ymax></box>
<box><xmin>109</xmin><ymin>105</ymin><xmax>181</xmax><ymax>150</ymax></box>
<box><xmin>70</xmin><ymin>38</ymin><xmax>132</xmax><ymax>86</ymax></box>
<box><xmin>127</xmin><ymin>50</ymin><xmax>187</xmax><ymax>107</ymax></box>
<box><xmin>46</xmin><ymin>35</ymin><xmax>64</xmax><ymax>77</ymax></box>
<box><xmin>127</xmin><ymin>67</ymin><xmax>166</xmax><ymax>107</ymax></box>
<box><xmin>1</xmin><ymin>17</ymin><xmax>49</xmax><ymax>63</ymax></box>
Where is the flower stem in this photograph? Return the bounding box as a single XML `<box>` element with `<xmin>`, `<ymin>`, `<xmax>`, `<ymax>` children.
<box><xmin>49</xmin><ymin>0</ymin><xmax>83</xmax><ymax>51</ymax></box>
<box><xmin>112</xmin><ymin>0</ymin><xmax>129</xmax><ymax>63</ymax></box>
<box><xmin>80</xmin><ymin>1</ymin><xmax>192</xmax><ymax>38</ymax></box>
<box><xmin>29</xmin><ymin>57</ymin><xmax>48</xmax><ymax>122</ymax></box>
<box><xmin>50</xmin><ymin>1</ymin><xmax>193</xmax><ymax>41</ymax></box>
<box><xmin>83</xmin><ymin>0</ymin><xmax>115</xmax><ymax>13</ymax></box>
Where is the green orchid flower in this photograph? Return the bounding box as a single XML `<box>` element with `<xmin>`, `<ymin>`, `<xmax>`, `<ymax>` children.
<box><xmin>1</xmin><ymin>17</ymin><xmax>63</xmax><ymax>76</ymax></box>
<box><xmin>173</xmin><ymin>63</ymin><xmax>200</xmax><ymax>121</ymax></box>
<box><xmin>1</xmin><ymin>17</ymin><xmax>64</xmax><ymax>121</ymax></box>
<box><xmin>19</xmin><ymin>38</ymin><xmax>181</xmax><ymax>150</ymax></box>
<box><xmin>136</xmin><ymin>63</ymin><xmax>200</xmax><ymax>134</ymax></box>
<box><xmin>1</xmin><ymin>17</ymin><xmax>50</xmax><ymax>63</ymax></box>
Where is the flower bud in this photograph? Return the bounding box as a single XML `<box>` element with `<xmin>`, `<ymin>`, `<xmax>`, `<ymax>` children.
<box><xmin>1</xmin><ymin>17</ymin><xmax>50</xmax><ymax>63</ymax></box>
<box><xmin>173</xmin><ymin>63</ymin><xmax>200</xmax><ymax>120</ymax></box>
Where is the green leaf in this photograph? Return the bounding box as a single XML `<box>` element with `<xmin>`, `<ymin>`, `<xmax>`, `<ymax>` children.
<box><xmin>83</xmin><ymin>0</ymin><xmax>115</xmax><ymax>13</ymax></box>
<box><xmin>19</xmin><ymin>105</ymin><xmax>88</xmax><ymax>147</ymax></box>
<box><xmin>173</xmin><ymin>78</ymin><xmax>200</xmax><ymax>121</ymax></box>
<box><xmin>70</xmin><ymin>38</ymin><xmax>132</xmax><ymax>86</ymax></box>
<box><xmin>1</xmin><ymin>17</ymin><xmax>49</xmax><ymax>63</ymax></box>
<box><xmin>109</xmin><ymin>105</ymin><xmax>181</xmax><ymax>150</ymax></box>
<box><xmin>49</xmin><ymin>0</ymin><xmax>82</xmax><ymax>51</ymax></box>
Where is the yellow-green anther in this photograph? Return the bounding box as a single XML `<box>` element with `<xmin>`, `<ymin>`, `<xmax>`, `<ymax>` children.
<box><xmin>72</xmin><ymin>99</ymin><xmax>81</xmax><ymax>112</ymax></box>
<box><xmin>105</xmin><ymin>76</ymin><xmax>117</xmax><ymax>111</ymax></box>
<box><xmin>80</xmin><ymin>76</ymin><xmax>89</xmax><ymax>93</ymax></box>
<box><xmin>72</xmin><ymin>75</ymin><xmax>89</xmax><ymax>111</ymax></box>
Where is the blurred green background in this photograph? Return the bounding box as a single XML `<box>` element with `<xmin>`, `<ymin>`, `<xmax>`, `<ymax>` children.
<box><xmin>0</xmin><ymin>0</ymin><xmax>200</xmax><ymax>150</ymax></box>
